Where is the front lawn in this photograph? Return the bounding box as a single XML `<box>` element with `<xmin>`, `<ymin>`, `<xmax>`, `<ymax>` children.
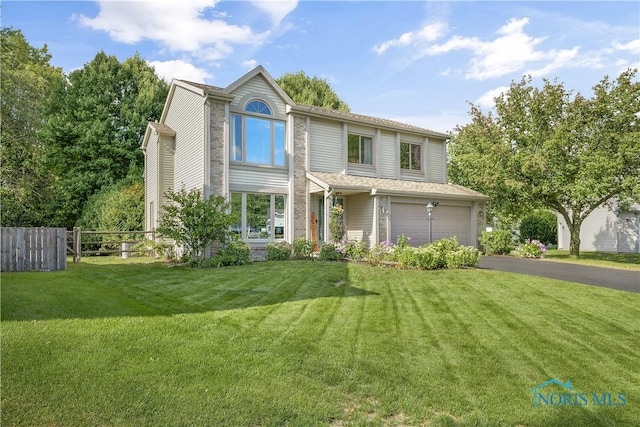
<box><xmin>544</xmin><ymin>250</ymin><xmax>640</xmax><ymax>271</ymax></box>
<box><xmin>2</xmin><ymin>261</ymin><xmax>639</xmax><ymax>426</ymax></box>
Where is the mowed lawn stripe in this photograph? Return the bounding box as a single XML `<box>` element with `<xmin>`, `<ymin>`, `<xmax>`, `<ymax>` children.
<box><xmin>2</xmin><ymin>260</ymin><xmax>639</xmax><ymax>426</ymax></box>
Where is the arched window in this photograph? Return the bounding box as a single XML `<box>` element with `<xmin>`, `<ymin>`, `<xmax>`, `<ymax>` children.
<box><xmin>245</xmin><ymin>100</ymin><xmax>271</xmax><ymax>115</ymax></box>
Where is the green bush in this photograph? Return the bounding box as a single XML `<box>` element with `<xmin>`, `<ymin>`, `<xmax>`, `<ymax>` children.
<box><xmin>519</xmin><ymin>211</ymin><xmax>557</xmax><ymax>245</ymax></box>
<box><xmin>445</xmin><ymin>246</ymin><xmax>480</xmax><ymax>269</ymax></box>
<box><xmin>478</xmin><ymin>230</ymin><xmax>515</xmax><ymax>255</ymax></box>
<box><xmin>292</xmin><ymin>238</ymin><xmax>314</xmax><ymax>259</ymax></box>
<box><xmin>413</xmin><ymin>246</ymin><xmax>441</xmax><ymax>270</ymax></box>
<box><xmin>266</xmin><ymin>242</ymin><xmax>292</xmax><ymax>261</ymax></box>
<box><xmin>319</xmin><ymin>243</ymin><xmax>342</xmax><ymax>261</ymax></box>
<box><xmin>210</xmin><ymin>241</ymin><xmax>252</xmax><ymax>267</ymax></box>
<box><xmin>344</xmin><ymin>240</ymin><xmax>368</xmax><ymax>261</ymax></box>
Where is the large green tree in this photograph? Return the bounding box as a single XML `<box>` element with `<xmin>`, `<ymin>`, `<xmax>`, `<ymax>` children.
<box><xmin>449</xmin><ymin>70</ymin><xmax>640</xmax><ymax>256</ymax></box>
<box><xmin>276</xmin><ymin>71</ymin><xmax>350</xmax><ymax>112</ymax></box>
<box><xmin>42</xmin><ymin>52</ymin><xmax>168</xmax><ymax>228</ymax></box>
<box><xmin>0</xmin><ymin>28</ymin><xmax>64</xmax><ymax>226</ymax></box>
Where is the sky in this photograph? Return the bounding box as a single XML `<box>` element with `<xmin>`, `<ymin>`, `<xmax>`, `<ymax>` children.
<box><xmin>3</xmin><ymin>1</ymin><xmax>639</xmax><ymax>133</ymax></box>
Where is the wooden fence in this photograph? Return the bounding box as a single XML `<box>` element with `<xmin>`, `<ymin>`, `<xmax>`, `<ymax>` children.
<box><xmin>1</xmin><ymin>227</ymin><xmax>67</xmax><ymax>272</ymax></box>
<box><xmin>67</xmin><ymin>228</ymin><xmax>155</xmax><ymax>263</ymax></box>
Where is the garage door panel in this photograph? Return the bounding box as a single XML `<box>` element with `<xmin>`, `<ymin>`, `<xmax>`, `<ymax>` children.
<box><xmin>390</xmin><ymin>204</ymin><xmax>471</xmax><ymax>246</ymax></box>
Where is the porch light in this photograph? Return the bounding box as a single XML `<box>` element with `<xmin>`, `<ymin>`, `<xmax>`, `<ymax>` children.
<box><xmin>426</xmin><ymin>202</ymin><xmax>438</xmax><ymax>243</ymax></box>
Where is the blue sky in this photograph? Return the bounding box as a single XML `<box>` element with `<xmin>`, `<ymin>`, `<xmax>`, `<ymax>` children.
<box><xmin>3</xmin><ymin>1</ymin><xmax>639</xmax><ymax>133</ymax></box>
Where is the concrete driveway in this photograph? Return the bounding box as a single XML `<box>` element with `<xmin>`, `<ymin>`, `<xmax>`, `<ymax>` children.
<box><xmin>478</xmin><ymin>256</ymin><xmax>640</xmax><ymax>293</ymax></box>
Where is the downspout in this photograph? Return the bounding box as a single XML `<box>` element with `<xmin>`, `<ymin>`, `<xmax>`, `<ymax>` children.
<box><xmin>203</xmin><ymin>99</ymin><xmax>211</xmax><ymax>197</ymax></box>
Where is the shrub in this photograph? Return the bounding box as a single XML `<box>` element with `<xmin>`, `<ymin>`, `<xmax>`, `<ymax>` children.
<box><xmin>519</xmin><ymin>211</ymin><xmax>557</xmax><ymax>245</ymax></box>
<box><xmin>413</xmin><ymin>246</ymin><xmax>441</xmax><ymax>270</ymax></box>
<box><xmin>292</xmin><ymin>238</ymin><xmax>314</xmax><ymax>259</ymax></box>
<box><xmin>343</xmin><ymin>240</ymin><xmax>368</xmax><ymax>261</ymax></box>
<box><xmin>319</xmin><ymin>243</ymin><xmax>343</xmax><ymax>261</ymax></box>
<box><xmin>157</xmin><ymin>187</ymin><xmax>237</xmax><ymax>265</ymax></box>
<box><xmin>210</xmin><ymin>241</ymin><xmax>252</xmax><ymax>267</ymax></box>
<box><xmin>329</xmin><ymin>205</ymin><xmax>345</xmax><ymax>243</ymax></box>
<box><xmin>368</xmin><ymin>241</ymin><xmax>396</xmax><ymax>265</ymax></box>
<box><xmin>266</xmin><ymin>242</ymin><xmax>292</xmax><ymax>261</ymax></box>
<box><xmin>478</xmin><ymin>230</ymin><xmax>515</xmax><ymax>255</ymax></box>
<box><xmin>445</xmin><ymin>246</ymin><xmax>480</xmax><ymax>268</ymax></box>
<box><xmin>515</xmin><ymin>239</ymin><xmax>547</xmax><ymax>259</ymax></box>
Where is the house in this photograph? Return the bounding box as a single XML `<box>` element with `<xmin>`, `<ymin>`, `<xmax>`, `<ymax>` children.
<box><xmin>142</xmin><ymin>66</ymin><xmax>489</xmax><ymax>253</ymax></box>
<box><xmin>557</xmin><ymin>202</ymin><xmax>640</xmax><ymax>253</ymax></box>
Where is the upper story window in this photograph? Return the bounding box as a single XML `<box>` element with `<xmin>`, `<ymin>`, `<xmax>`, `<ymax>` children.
<box><xmin>231</xmin><ymin>99</ymin><xmax>285</xmax><ymax>167</ymax></box>
<box><xmin>400</xmin><ymin>142</ymin><xmax>422</xmax><ymax>171</ymax></box>
<box><xmin>348</xmin><ymin>134</ymin><xmax>373</xmax><ymax>165</ymax></box>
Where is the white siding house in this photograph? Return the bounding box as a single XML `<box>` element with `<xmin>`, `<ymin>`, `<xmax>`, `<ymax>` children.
<box><xmin>558</xmin><ymin>202</ymin><xmax>640</xmax><ymax>253</ymax></box>
<box><xmin>142</xmin><ymin>66</ymin><xmax>489</xmax><ymax>252</ymax></box>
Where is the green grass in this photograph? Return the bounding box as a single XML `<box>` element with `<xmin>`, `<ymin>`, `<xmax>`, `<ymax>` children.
<box><xmin>2</xmin><ymin>260</ymin><xmax>639</xmax><ymax>426</ymax></box>
<box><xmin>544</xmin><ymin>250</ymin><xmax>640</xmax><ymax>271</ymax></box>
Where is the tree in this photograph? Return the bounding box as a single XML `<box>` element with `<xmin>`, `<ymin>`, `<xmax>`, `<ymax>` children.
<box><xmin>157</xmin><ymin>188</ymin><xmax>238</xmax><ymax>265</ymax></box>
<box><xmin>0</xmin><ymin>28</ymin><xmax>64</xmax><ymax>226</ymax></box>
<box><xmin>42</xmin><ymin>52</ymin><xmax>168</xmax><ymax>228</ymax></box>
<box><xmin>77</xmin><ymin>167</ymin><xmax>144</xmax><ymax>233</ymax></box>
<box><xmin>276</xmin><ymin>71</ymin><xmax>350</xmax><ymax>112</ymax></box>
<box><xmin>449</xmin><ymin>70</ymin><xmax>640</xmax><ymax>256</ymax></box>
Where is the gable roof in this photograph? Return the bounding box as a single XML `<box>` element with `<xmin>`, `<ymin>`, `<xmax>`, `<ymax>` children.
<box><xmin>308</xmin><ymin>172</ymin><xmax>489</xmax><ymax>200</ymax></box>
<box><xmin>140</xmin><ymin>122</ymin><xmax>176</xmax><ymax>150</ymax></box>
<box><xmin>170</xmin><ymin>65</ymin><xmax>448</xmax><ymax>138</ymax></box>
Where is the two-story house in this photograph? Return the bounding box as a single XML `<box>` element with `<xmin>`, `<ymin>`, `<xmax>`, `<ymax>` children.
<box><xmin>142</xmin><ymin>66</ymin><xmax>489</xmax><ymax>252</ymax></box>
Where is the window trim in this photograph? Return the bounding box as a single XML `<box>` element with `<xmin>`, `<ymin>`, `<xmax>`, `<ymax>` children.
<box><xmin>400</xmin><ymin>141</ymin><xmax>422</xmax><ymax>171</ymax></box>
<box><xmin>230</xmin><ymin>113</ymin><xmax>286</xmax><ymax>167</ymax></box>
<box><xmin>347</xmin><ymin>133</ymin><xmax>373</xmax><ymax>165</ymax></box>
<box><xmin>230</xmin><ymin>192</ymin><xmax>287</xmax><ymax>242</ymax></box>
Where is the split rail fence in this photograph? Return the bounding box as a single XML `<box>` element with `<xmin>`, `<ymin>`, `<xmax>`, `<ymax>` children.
<box><xmin>1</xmin><ymin>227</ymin><xmax>67</xmax><ymax>272</ymax></box>
<box><xmin>67</xmin><ymin>228</ymin><xmax>155</xmax><ymax>263</ymax></box>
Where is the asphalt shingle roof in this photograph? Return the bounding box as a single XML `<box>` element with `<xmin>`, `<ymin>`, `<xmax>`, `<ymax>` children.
<box><xmin>308</xmin><ymin>171</ymin><xmax>489</xmax><ymax>200</ymax></box>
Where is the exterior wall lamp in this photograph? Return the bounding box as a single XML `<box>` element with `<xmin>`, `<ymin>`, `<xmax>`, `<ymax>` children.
<box><xmin>426</xmin><ymin>201</ymin><xmax>439</xmax><ymax>243</ymax></box>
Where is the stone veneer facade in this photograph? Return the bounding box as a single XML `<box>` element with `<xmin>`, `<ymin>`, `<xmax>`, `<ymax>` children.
<box><xmin>208</xmin><ymin>99</ymin><xmax>226</xmax><ymax>197</ymax></box>
<box><xmin>292</xmin><ymin>115</ymin><xmax>307</xmax><ymax>240</ymax></box>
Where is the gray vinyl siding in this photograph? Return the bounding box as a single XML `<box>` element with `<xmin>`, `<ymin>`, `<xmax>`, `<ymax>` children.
<box><xmin>557</xmin><ymin>203</ymin><xmax>640</xmax><ymax>253</ymax></box>
<box><xmin>309</xmin><ymin>119</ymin><xmax>343</xmax><ymax>172</ymax></box>
<box><xmin>145</xmin><ymin>131</ymin><xmax>158</xmax><ymax>231</ymax></box>
<box><xmin>346</xmin><ymin>193</ymin><xmax>373</xmax><ymax>244</ymax></box>
<box><xmin>159</xmin><ymin>137</ymin><xmax>175</xmax><ymax>204</ymax></box>
<box><xmin>164</xmin><ymin>86</ymin><xmax>205</xmax><ymax>192</ymax></box>
<box><xmin>379</xmin><ymin>131</ymin><xmax>397</xmax><ymax>179</ymax></box>
<box><xmin>229</xmin><ymin>166</ymin><xmax>289</xmax><ymax>193</ymax></box>
<box><xmin>229</xmin><ymin>75</ymin><xmax>286</xmax><ymax>116</ymax></box>
<box><xmin>427</xmin><ymin>140</ymin><xmax>445</xmax><ymax>183</ymax></box>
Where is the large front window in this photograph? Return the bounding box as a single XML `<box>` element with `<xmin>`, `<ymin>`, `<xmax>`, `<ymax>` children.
<box><xmin>400</xmin><ymin>142</ymin><xmax>421</xmax><ymax>170</ymax></box>
<box><xmin>348</xmin><ymin>134</ymin><xmax>373</xmax><ymax>165</ymax></box>
<box><xmin>230</xmin><ymin>192</ymin><xmax>286</xmax><ymax>240</ymax></box>
<box><xmin>231</xmin><ymin>100</ymin><xmax>285</xmax><ymax>166</ymax></box>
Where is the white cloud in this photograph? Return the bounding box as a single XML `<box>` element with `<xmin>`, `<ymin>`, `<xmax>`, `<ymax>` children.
<box><xmin>148</xmin><ymin>59</ymin><xmax>213</xmax><ymax>83</ymax></box>
<box><xmin>242</xmin><ymin>59</ymin><xmax>258</xmax><ymax>70</ymax></box>
<box><xmin>75</xmin><ymin>0</ymin><xmax>271</xmax><ymax>61</ymax></box>
<box><xmin>373</xmin><ymin>22</ymin><xmax>448</xmax><ymax>54</ymax></box>
<box><xmin>251</xmin><ymin>0</ymin><xmax>298</xmax><ymax>26</ymax></box>
<box><xmin>475</xmin><ymin>86</ymin><xmax>509</xmax><ymax>109</ymax></box>
<box><xmin>528</xmin><ymin>47</ymin><xmax>580</xmax><ymax>77</ymax></box>
<box><xmin>613</xmin><ymin>38</ymin><xmax>640</xmax><ymax>54</ymax></box>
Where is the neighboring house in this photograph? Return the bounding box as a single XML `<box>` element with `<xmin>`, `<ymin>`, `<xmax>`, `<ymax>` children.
<box><xmin>557</xmin><ymin>202</ymin><xmax>640</xmax><ymax>253</ymax></box>
<box><xmin>142</xmin><ymin>66</ymin><xmax>489</xmax><ymax>253</ymax></box>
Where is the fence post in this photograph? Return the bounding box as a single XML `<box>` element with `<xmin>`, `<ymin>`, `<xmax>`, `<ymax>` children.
<box><xmin>73</xmin><ymin>227</ymin><xmax>82</xmax><ymax>263</ymax></box>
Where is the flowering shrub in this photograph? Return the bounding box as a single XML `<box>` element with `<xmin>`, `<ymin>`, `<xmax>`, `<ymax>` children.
<box><xmin>515</xmin><ymin>239</ymin><xmax>547</xmax><ymax>258</ymax></box>
<box><xmin>445</xmin><ymin>246</ymin><xmax>480</xmax><ymax>268</ymax></box>
<box><xmin>367</xmin><ymin>240</ymin><xmax>396</xmax><ymax>265</ymax></box>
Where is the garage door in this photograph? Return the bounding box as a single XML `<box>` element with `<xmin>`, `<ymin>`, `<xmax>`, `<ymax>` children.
<box><xmin>390</xmin><ymin>203</ymin><xmax>471</xmax><ymax>246</ymax></box>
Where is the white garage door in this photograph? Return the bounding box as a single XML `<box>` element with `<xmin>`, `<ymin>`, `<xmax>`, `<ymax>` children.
<box><xmin>390</xmin><ymin>203</ymin><xmax>471</xmax><ymax>246</ymax></box>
